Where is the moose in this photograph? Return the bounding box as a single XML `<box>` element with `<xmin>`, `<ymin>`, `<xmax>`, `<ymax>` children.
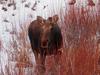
<box><xmin>28</xmin><ymin>15</ymin><xmax>63</xmax><ymax>73</ymax></box>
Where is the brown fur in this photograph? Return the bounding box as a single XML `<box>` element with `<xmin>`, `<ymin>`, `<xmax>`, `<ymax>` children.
<box><xmin>28</xmin><ymin>15</ymin><xmax>63</xmax><ymax>73</ymax></box>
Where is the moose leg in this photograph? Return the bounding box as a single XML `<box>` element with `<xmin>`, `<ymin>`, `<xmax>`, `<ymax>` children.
<box><xmin>39</xmin><ymin>49</ymin><xmax>46</xmax><ymax>75</ymax></box>
<box><xmin>34</xmin><ymin>50</ymin><xmax>39</xmax><ymax>65</ymax></box>
<box><xmin>33</xmin><ymin>50</ymin><xmax>40</xmax><ymax>75</ymax></box>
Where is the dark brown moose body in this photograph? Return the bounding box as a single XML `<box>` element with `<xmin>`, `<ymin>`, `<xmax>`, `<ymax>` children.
<box><xmin>28</xmin><ymin>15</ymin><xmax>63</xmax><ymax>74</ymax></box>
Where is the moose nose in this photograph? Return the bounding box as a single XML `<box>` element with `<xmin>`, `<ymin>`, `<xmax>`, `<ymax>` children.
<box><xmin>41</xmin><ymin>40</ymin><xmax>48</xmax><ymax>48</ymax></box>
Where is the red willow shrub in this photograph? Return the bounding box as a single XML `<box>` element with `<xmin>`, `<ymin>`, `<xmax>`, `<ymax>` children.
<box><xmin>57</xmin><ymin>2</ymin><xmax>100</xmax><ymax>75</ymax></box>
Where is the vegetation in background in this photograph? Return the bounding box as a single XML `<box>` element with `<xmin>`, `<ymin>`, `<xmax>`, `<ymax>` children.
<box><xmin>0</xmin><ymin>0</ymin><xmax>100</xmax><ymax>75</ymax></box>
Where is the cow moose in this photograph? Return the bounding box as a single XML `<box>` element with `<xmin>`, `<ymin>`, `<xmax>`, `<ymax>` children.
<box><xmin>28</xmin><ymin>15</ymin><xmax>63</xmax><ymax>73</ymax></box>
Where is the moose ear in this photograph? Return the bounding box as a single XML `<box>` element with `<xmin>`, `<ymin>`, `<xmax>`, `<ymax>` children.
<box><xmin>37</xmin><ymin>16</ymin><xmax>44</xmax><ymax>23</ymax></box>
<box><xmin>52</xmin><ymin>15</ymin><xmax>59</xmax><ymax>23</ymax></box>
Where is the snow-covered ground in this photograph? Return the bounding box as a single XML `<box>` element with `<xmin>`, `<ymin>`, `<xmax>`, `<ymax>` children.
<box><xmin>0</xmin><ymin>0</ymin><xmax>99</xmax><ymax>75</ymax></box>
